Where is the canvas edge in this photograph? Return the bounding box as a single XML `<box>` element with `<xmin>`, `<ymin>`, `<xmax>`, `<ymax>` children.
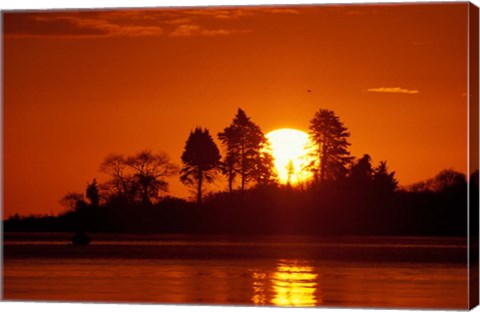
<box><xmin>0</xmin><ymin>1</ymin><xmax>477</xmax><ymax>310</ymax></box>
<box><xmin>468</xmin><ymin>1</ymin><xmax>480</xmax><ymax>310</ymax></box>
<box><xmin>0</xmin><ymin>9</ymin><xmax>5</xmax><ymax>302</ymax></box>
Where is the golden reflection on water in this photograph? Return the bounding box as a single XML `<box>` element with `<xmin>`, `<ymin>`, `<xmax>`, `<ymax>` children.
<box><xmin>252</xmin><ymin>272</ymin><xmax>268</xmax><ymax>305</ymax></box>
<box><xmin>252</xmin><ymin>259</ymin><xmax>320</xmax><ymax>307</ymax></box>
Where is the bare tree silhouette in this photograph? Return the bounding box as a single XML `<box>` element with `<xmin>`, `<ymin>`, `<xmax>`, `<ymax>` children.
<box><xmin>59</xmin><ymin>192</ymin><xmax>84</xmax><ymax>213</ymax></box>
<box><xmin>100</xmin><ymin>151</ymin><xmax>178</xmax><ymax>205</ymax></box>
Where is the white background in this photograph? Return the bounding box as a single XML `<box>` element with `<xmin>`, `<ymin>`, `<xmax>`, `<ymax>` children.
<box><xmin>1</xmin><ymin>0</ymin><xmax>479</xmax><ymax>312</ymax></box>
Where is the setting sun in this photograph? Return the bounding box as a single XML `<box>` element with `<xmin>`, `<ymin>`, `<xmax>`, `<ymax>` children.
<box><xmin>266</xmin><ymin>129</ymin><xmax>316</xmax><ymax>185</ymax></box>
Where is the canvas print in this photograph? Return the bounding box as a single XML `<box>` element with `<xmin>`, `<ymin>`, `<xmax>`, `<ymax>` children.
<box><xmin>2</xmin><ymin>1</ymin><xmax>479</xmax><ymax>309</ymax></box>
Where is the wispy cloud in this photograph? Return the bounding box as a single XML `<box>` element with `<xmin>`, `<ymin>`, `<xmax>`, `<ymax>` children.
<box><xmin>169</xmin><ymin>23</ymin><xmax>240</xmax><ymax>37</ymax></box>
<box><xmin>4</xmin><ymin>11</ymin><xmax>248</xmax><ymax>39</ymax></box>
<box><xmin>344</xmin><ymin>10</ymin><xmax>363</xmax><ymax>16</ymax></box>
<box><xmin>181</xmin><ymin>8</ymin><xmax>255</xmax><ymax>20</ymax></box>
<box><xmin>261</xmin><ymin>8</ymin><xmax>301</xmax><ymax>15</ymax></box>
<box><xmin>166</xmin><ymin>6</ymin><xmax>300</xmax><ymax>20</ymax></box>
<box><xmin>4</xmin><ymin>6</ymin><xmax>300</xmax><ymax>39</ymax></box>
<box><xmin>164</xmin><ymin>17</ymin><xmax>193</xmax><ymax>25</ymax></box>
<box><xmin>43</xmin><ymin>16</ymin><xmax>164</xmax><ymax>37</ymax></box>
<box><xmin>366</xmin><ymin>87</ymin><xmax>420</xmax><ymax>95</ymax></box>
<box><xmin>4</xmin><ymin>13</ymin><xmax>164</xmax><ymax>38</ymax></box>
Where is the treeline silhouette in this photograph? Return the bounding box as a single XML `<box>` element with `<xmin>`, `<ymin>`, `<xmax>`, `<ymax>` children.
<box><xmin>4</xmin><ymin>108</ymin><xmax>477</xmax><ymax>236</ymax></box>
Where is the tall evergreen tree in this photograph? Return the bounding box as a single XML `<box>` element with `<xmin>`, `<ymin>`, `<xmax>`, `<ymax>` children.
<box><xmin>218</xmin><ymin>126</ymin><xmax>240</xmax><ymax>193</ymax></box>
<box><xmin>349</xmin><ymin>154</ymin><xmax>373</xmax><ymax>184</ymax></box>
<box><xmin>180</xmin><ymin>127</ymin><xmax>221</xmax><ymax>204</ymax></box>
<box><xmin>309</xmin><ymin>109</ymin><xmax>353</xmax><ymax>182</ymax></box>
<box><xmin>372</xmin><ymin>161</ymin><xmax>398</xmax><ymax>194</ymax></box>
<box><xmin>286</xmin><ymin>159</ymin><xmax>295</xmax><ymax>186</ymax></box>
<box><xmin>218</xmin><ymin>108</ymin><xmax>274</xmax><ymax>191</ymax></box>
<box><xmin>86</xmin><ymin>178</ymin><xmax>100</xmax><ymax>208</ymax></box>
<box><xmin>252</xmin><ymin>148</ymin><xmax>277</xmax><ymax>186</ymax></box>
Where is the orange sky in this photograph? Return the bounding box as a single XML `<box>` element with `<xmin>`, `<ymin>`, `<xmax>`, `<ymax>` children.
<box><xmin>3</xmin><ymin>3</ymin><xmax>472</xmax><ymax>217</ymax></box>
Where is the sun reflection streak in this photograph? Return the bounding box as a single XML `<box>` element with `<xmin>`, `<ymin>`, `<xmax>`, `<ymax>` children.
<box><xmin>271</xmin><ymin>260</ymin><xmax>319</xmax><ymax>306</ymax></box>
<box><xmin>251</xmin><ymin>272</ymin><xmax>268</xmax><ymax>305</ymax></box>
<box><xmin>251</xmin><ymin>259</ymin><xmax>320</xmax><ymax>307</ymax></box>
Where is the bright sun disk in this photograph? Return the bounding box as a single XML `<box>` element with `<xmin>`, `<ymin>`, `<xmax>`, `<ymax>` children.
<box><xmin>266</xmin><ymin>128</ymin><xmax>315</xmax><ymax>185</ymax></box>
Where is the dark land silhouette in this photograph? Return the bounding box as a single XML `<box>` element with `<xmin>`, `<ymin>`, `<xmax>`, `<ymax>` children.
<box><xmin>4</xmin><ymin>108</ymin><xmax>478</xmax><ymax>237</ymax></box>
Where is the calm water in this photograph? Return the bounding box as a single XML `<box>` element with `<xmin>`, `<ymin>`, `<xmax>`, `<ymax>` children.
<box><xmin>2</xmin><ymin>233</ymin><xmax>468</xmax><ymax>309</ymax></box>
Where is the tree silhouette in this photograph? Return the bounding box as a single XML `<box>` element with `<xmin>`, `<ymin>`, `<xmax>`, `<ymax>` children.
<box><xmin>309</xmin><ymin>109</ymin><xmax>353</xmax><ymax>182</ymax></box>
<box><xmin>430</xmin><ymin>169</ymin><xmax>466</xmax><ymax>192</ymax></box>
<box><xmin>86</xmin><ymin>178</ymin><xmax>100</xmax><ymax>208</ymax></box>
<box><xmin>59</xmin><ymin>192</ymin><xmax>84</xmax><ymax>213</ymax></box>
<box><xmin>349</xmin><ymin>154</ymin><xmax>373</xmax><ymax>185</ymax></box>
<box><xmin>100</xmin><ymin>154</ymin><xmax>131</xmax><ymax>201</ymax></box>
<box><xmin>286</xmin><ymin>159</ymin><xmax>295</xmax><ymax>187</ymax></box>
<box><xmin>252</xmin><ymin>150</ymin><xmax>276</xmax><ymax>186</ymax></box>
<box><xmin>408</xmin><ymin>169</ymin><xmax>465</xmax><ymax>193</ymax></box>
<box><xmin>347</xmin><ymin>155</ymin><xmax>398</xmax><ymax>196</ymax></box>
<box><xmin>180</xmin><ymin>127</ymin><xmax>221</xmax><ymax>204</ymax></box>
<box><xmin>220</xmin><ymin>153</ymin><xmax>237</xmax><ymax>193</ymax></box>
<box><xmin>100</xmin><ymin>151</ymin><xmax>178</xmax><ymax>205</ymax></box>
<box><xmin>218</xmin><ymin>108</ymin><xmax>274</xmax><ymax>191</ymax></box>
<box><xmin>218</xmin><ymin>126</ymin><xmax>239</xmax><ymax>193</ymax></box>
<box><xmin>372</xmin><ymin>161</ymin><xmax>398</xmax><ymax>194</ymax></box>
<box><xmin>127</xmin><ymin>151</ymin><xmax>178</xmax><ymax>205</ymax></box>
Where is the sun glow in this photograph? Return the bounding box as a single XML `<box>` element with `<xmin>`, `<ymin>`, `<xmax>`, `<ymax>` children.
<box><xmin>266</xmin><ymin>128</ymin><xmax>316</xmax><ymax>185</ymax></box>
